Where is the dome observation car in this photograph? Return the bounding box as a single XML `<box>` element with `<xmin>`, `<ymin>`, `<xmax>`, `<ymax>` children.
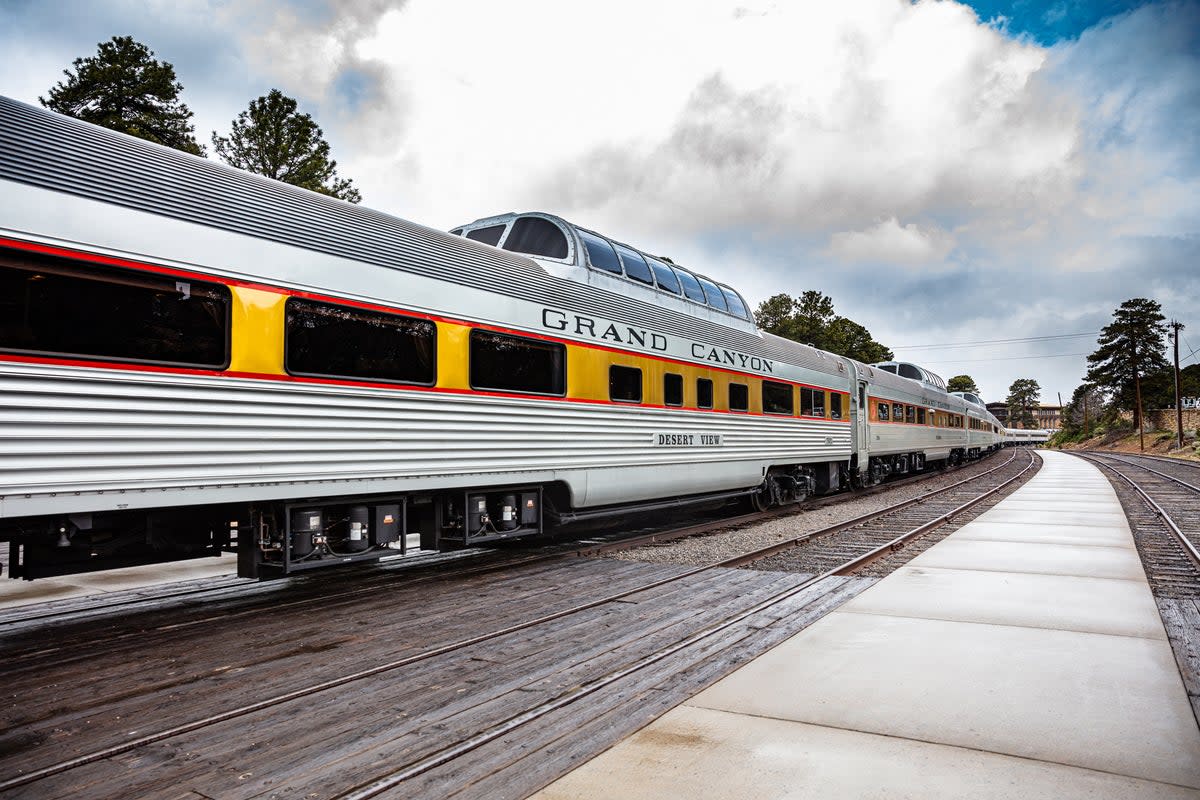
<box><xmin>871</xmin><ymin>361</ymin><xmax>947</xmax><ymax>392</ymax></box>
<box><xmin>450</xmin><ymin>211</ymin><xmax>754</xmax><ymax>323</ymax></box>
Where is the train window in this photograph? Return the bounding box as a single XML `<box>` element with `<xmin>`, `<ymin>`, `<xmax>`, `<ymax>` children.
<box><xmin>697</xmin><ymin>378</ymin><xmax>714</xmax><ymax>409</ymax></box>
<box><xmin>917</xmin><ymin>408</ymin><xmax>926</xmax><ymax>424</ymax></box>
<box><xmin>878</xmin><ymin>364</ymin><xmax>898</xmax><ymax>373</ymax></box>
<box><xmin>721</xmin><ymin>288</ymin><xmax>750</xmax><ymax>320</ymax></box>
<box><xmin>762</xmin><ymin>381</ymin><xmax>793</xmax><ymax>415</ymax></box>
<box><xmin>696</xmin><ymin>277</ymin><xmax>729</xmax><ymax>312</ymax></box>
<box><xmin>466</xmin><ymin>224</ymin><xmax>506</xmax><ymax>246</ymax></box>
<box><xmin>578</xmin><ymin>229</ymin><xmax>623</xmax><ymax>274</ymax></box>
<box><xmin>646</xmin><ymin>257</ymin><xmax>681</xmax><ymax>294</ymax></box>
<box><xmin>286</xmin><ymin>298</ymin><xmax>435</xmax><ymax>385</ymax></box>
<box><xmin>800</xmin><ymin>387</ymin><xmax>824</xmax><ymax>417</ymax></box>
<box><xmin>674</xmin><ymin>269</ymin><xmax>707</xmax><ymax>303</ymax></box>
<box><xmin>729</xmin><ymin>383</ymin><xmax>749</xmax><ymax>412</ymax></box>
<box><xmin>892</xmin><ymin>403</ymin><xmax>904</xmax><ymax>421</ymax></box>
<box><xmin>905</xmin><ymin>405</ymin><xmax>916</xmax><ymax>424</ymax></box>
<box><xmin>829</xmin><ymin>393</ymin><xmax>843</xmax><ymax>420</ymax></box>
<box><xmin>664</xmin><ymin>373</ymin><xmax>684</xmax><ymax>407</ymax></box>
<box><xmin>501</xmin><ymin>217</ymin><xmax>569</xmax><ymax>259</ymax></box>
<box><xmin>613</xmin><ymin>243</ymin><xmax>654</xmax><ymax>285</ymax></box>
<box><xmin>878</xmin><ymin>402</ymin><xmax>890</xmax><ymax>421</ymax></box>
<box><xmin>470</xmin><ymin>330</ymin><xmax>566</xmax><ymax>396</ymax></box>
<box><xmin>449</xmin><ymin>228</ymin><xmax>464</xmax><ymax>236</ymax></box>
<box><xmin>609</xmin><ymin>365</ymin><xmax>642</xmax><ymax>403</ymax></box>
<box><xmin>0</xmin><ymin>252</ymin><xmax>229</xmax><ymax>369</ymax></box>
<box><xmin>898</xmin><ymin>364</ymin><xmax>923</xmax><ymax>380</ymax></box>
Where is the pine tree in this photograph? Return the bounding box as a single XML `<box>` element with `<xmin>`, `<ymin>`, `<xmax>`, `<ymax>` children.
<box><xmin>947</xmin><ymin>375</ymin><xmax>980</xmax><ymax>394</ymax></box>
<box><xmin>1005</xmin><ymin>378</ymin><xmax>1041</xmax><ymax>429</ymax></box>
<box><xmin>1059</xmin><ymin>383</ymin><xmax>1105</xmax><ymax>437</ymax></box>
<box><xmin>755</xmin><ymin>291</ymin><xmax>892</xmax><ymax>363</ymax></box>
<box><xmin>41</xmin><ymin>36</ymin><xmax>205</xmax><ymax>156</ymax></box>
<box><xmin>1085</xmin><ymin>298</ymin><xmax>1168</xmax><ymax>429</ymax></box>
<box><xmin>212</xmin><ymin>90</ymin><xmax>361</xmax><ymax>203</ymax></box>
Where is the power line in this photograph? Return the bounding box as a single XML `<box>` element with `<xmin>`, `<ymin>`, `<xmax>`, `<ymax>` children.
<box><xmin>893</xmin><ymin>331</ymin><xmax>1099</xmax><ymax>350</ymax></box>
<box><xmin>1182</xmin><ymin>335</ymin><xmax>1199</xmax><ymax>367</ymax></box>
<box><xmin>917</xmin><ymin>352</ymin><xmax>1091</xmax><ymax>365</ymax></box>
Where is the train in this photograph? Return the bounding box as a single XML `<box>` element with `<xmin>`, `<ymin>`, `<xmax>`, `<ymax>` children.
<box><xmin>0</xmin><ymin>96</ymin><xmax>1005</xmax><ymax>580</ymax></box>
<box><xmin>1004</xmin><ymin>428</ymin><xmax>1051</xmax><ymax>446</ymax></box>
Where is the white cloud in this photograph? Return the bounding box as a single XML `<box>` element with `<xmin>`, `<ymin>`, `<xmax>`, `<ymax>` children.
<box><xmin>0</xmin><ymin>0</ymin><xmax>1196</xmax><ymax>409</ymax></box>
<box><xmin>827</xmin><ymin>217</ymin><xmax>956</xmax><ymax>265</ymax></box>
<box><xmin>289</xmin><ymin>0</ymin><xmax>1076</xmax><ymax>233</ymax></box>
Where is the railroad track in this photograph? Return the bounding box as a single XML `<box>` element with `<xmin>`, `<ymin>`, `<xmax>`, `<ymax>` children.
<box><xmin>0</xmin><ymin>449</ymin><xmax>1033</xmax><ymax>799</ymax></box>
<box><xmin>1075</xmin><ymin>451</ymin><xmax>1200</xmax><ymax>726</ymax></box>
<box><xmin>0</xmin><ymin>451</ymin><xmax>1003</xmax><ymax>633</ymax></box>
<box><xmin>739</xmin><ymin>447</ymin><xmax>1036</xmax><ymax>576</ymax></box>
<box><xmin>1076</xmin><ymin>452</ymin><xmax>1200</xmax><ymax>597</ymax></box>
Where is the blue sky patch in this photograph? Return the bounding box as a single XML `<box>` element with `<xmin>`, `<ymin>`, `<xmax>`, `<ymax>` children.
<box><xmin>963</xmin><ymin>0</ymin><xmax>1148</xmax><ymax>43</ymax></box>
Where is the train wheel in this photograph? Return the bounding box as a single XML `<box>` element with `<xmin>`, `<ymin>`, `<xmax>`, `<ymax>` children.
<box><xmin>749</xmin><ymin>481</ymin><xmax>773</xmax><ymax>511</ymax></box>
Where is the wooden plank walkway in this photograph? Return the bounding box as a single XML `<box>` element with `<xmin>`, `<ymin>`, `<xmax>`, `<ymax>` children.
<box><xmin>1159</xmin><ymin>597</ymin><xmax>1200</xmax><ymax>725</ymax></box>
<box><xmin>0</xmin><ymin>557</ymin><xmax>875</xmax><ymax>799</ymax></box>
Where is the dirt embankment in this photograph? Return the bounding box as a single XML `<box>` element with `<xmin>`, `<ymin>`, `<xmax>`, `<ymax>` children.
<box><xmin>1056</xmin><ymin>429</ymin><xmax>1200</xmax><ymax>461</ymax></box>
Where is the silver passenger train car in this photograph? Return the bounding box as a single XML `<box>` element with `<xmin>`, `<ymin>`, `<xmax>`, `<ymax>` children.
<box><xmin>0</xmin><ymin>97</ymin><xmax>1000</xmax><ymax>580</ymax></box>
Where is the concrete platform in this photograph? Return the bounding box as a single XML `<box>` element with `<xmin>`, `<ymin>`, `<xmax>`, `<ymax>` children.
<box><xmin>534</xmin><ymin>451</ymin><xmax>1200</xmax><ymax>799</ymax></box>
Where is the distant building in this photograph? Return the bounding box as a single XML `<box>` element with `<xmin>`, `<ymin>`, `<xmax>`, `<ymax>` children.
<box><xmin>1035</xmin><ymin>403</ymin><xmax>1061</xmax><ymax>432</ymax></box>
<box><xmin>986</xmin><ymin>401</ymin><xmax>1060</xmax><ymax>431</ymax></box>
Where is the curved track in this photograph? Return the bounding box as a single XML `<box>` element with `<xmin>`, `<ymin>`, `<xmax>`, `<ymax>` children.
<box><xmin>0</xmin><ymin>452</ymin><xmax>1007</xmax><ymax>632</ymax></box>
<box><xmin>1077</xmin><ymin>452</ymin><xmax>1200</xmax><ymax>597</ymax></box>
<box><xmin>0</xmin><ymin>450</ymin><xmax>1033</xmax><ymax>799</ymax></box>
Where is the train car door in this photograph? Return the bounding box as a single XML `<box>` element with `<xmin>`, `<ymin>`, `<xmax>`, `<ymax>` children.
<box><xmin>854</xmin><ymin>379</ymin><xmax>870</xmax><ymax>471</ymax></box>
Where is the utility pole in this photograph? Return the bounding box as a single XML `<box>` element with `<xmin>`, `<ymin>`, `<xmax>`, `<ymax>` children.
<box><xmin>1133</xmin><ymin>340</ymin><xmax>1144</xmax><ymax>452</ymax></box>
<box><xmin>1172</xmin><ymin>320</ymin><xmax>1185</xmax><ymax>450</ymax></box>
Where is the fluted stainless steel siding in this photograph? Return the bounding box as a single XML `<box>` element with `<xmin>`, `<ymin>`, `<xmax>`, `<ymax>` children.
<box><xmin>0</xmin><ymin>362</ymin><xmax>851</xmax><ymax>516</ymax></box>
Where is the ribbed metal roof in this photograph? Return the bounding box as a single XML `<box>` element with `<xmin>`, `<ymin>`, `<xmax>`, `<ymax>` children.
<box><xmin>0</xmin><ymin>95</ymin><xmax>801</xmax><ymax>360</ymax></box>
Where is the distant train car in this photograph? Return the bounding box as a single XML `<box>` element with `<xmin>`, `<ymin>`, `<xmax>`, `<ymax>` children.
<box><xmin>949</xmin><ymin>391</ymin><xmax>1004</xmax><ymax>457</ymax></box>
<box><xmin>860</xmin><ymin>362</ymin><xmax>968</xmax><ymax>476</ymax></box>
<box><xmin>0</xmin><ymin>96</ymin><xmax>996</xmax><ymax>581</ymax></box>
<box><xmin>1004</xmin><ymin>428</ymin><xmax>1047</xmax><ymax>446</ymax></box>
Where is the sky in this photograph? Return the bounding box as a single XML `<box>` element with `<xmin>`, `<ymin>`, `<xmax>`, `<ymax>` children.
<box><xmin>1</xmin><ymin>0</ymin><xmax>1197</xmax><ymax>408</ymax></box>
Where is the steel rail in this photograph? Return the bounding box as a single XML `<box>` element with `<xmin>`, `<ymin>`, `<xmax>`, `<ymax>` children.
<box><xmin>335</xmin><ymin>449</ymin><xmax>1038</xmax><ymax>799</ymax></box>
<box><xmin>2</xmin><ymin>452</ymin><xmax>1002</xmax><ymax>636</ymax></box>
<box><xmin>0</xmin><ymin>451</ymin><xmax>1023</xmax><ymax>793</ymax></box>
<box><xmin>1081</xmin><ymin>450</ymin><xmax>1200</xmax><ymax>472</ymax></box>
<box><xmin>1082</xmin><ymin>452</ymin><xmax>1200</xmax><ymax>494</ymax></box>
<box><xmin>715</xmin><ymin>449</ymin><xmax>1024</xmax><ymax>567</ymax></box>
<box><xmin>1077</xmin><ymin>454</ymin><xmax>1200</xmax><ymax>571</ymax></box>
<box><xmin>573</xmin><ymin>452</ymin><xmax>1004</xmax><ymax>556</ymax></box>
<box><xmin>832</xmin><ymin>449</ymin><xmax>1038</xmax><ymax>575</ymax></box>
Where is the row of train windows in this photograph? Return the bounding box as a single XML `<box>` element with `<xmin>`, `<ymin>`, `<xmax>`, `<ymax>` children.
<box><xmin>453</xmin><ymin>217</ymin><xmax>752</xmax><ymax>320</ymax></box>
<box><xmin>0</xmin><ymin>257</ymin><xmax>547</xmax><ymax>391</ymax></box>
<box><xmin>877</xmin><ymin>402</ymin><xmax>965</xmax><ymax>428</ymax></box>
<box><xmin>969</xmin><ymin>418</ymin><xmax>1000</xmax><ymax>433</ymax></box>
<box><xmin>610</xmin><ymin>367</ymin><xmax>843</xmax><ymax>417</ymax></box>
<box><xmin>0</xmin><ymin>257</ymin><xmax>813</xmax><ymax>408</ymax></box>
